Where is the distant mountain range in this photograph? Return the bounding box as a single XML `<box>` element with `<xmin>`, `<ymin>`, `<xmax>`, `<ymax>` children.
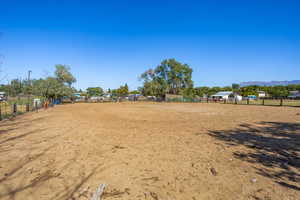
<box><xmin>240</xmin><ymin>80</ymin><xmax>300</xmax><ymax>87</ymax></box>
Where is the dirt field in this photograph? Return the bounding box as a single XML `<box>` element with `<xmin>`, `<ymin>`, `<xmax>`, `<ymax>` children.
<box><xmin>0</xmin><ymin>102</ymin><xmax>299</xmax><ymax>200</ymax></box>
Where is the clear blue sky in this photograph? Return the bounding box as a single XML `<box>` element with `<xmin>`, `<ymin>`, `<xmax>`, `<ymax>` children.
<box><xmin>1</xmin><ymin>0</ymin><xmax>299</xmax><ymax>90</ymax></box>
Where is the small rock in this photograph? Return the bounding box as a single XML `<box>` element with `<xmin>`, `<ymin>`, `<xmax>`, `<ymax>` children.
<box><xmin>150</xmin><ymin>192</ymin><xmax>158</xmax><ymax>200</ymax></box>
<box><xmin>296</xmin><ymin>113</ymin><xmax>300</xmax><ymax>116</ymax></box>
<box><xmin>210</xmin><ymin>168</ymin><xmax>217</xmax><ymax>176</ymax></box>
<box><xmin>251</xmin><ymin>178</ymin><xmax>257</xmax><ymax>183</ymax></box>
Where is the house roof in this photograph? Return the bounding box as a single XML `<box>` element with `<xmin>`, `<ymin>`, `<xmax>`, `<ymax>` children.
<box><xmin>288</xmin><ymin>93</ymin><xmax>300</xmax><ymax>98</ymax></box>
<box><xmin>289</xmin><ymin>91</ymin><xmax>299</xmax><ymax>94</ymax></box>
<box><xmin>211</xmin><ymin>91</ymin><xmax>232</xmax><ymax>97</ymax></box>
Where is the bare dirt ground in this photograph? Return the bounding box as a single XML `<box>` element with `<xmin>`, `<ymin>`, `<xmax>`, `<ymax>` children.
<box><xmin>0</xmin><ymin>102</ymin><xmax>299</xmax><ymax>200</ymax></box>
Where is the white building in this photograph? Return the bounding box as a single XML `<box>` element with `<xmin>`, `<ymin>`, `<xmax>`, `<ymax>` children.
<box><xmin>0</xmin><ymin>92</ymin><xmax>6</xmax><ymax>101</ymax></box>
<box><xmin>211</xmin><ymin>91</ymin><xmax>232</xmax><ymax>100</ymax></box>
<box><xmin>258</xmin><ymin>91</ymin><xmax>266</xmax><ymax>98</ymax></box>
<box><xmin>288</xmin><ymin>91</ymin><xmax>300</xmax><ymax>98</ymax></box>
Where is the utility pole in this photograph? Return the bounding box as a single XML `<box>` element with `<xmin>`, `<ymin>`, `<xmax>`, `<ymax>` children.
<box><xmin>28</xmin><ymin>70</ymin><xmax>31</xmax><ymax>85</ymax></box>
<box><xmin>27</xmin><ymin>70</ymin><xmax>32</xmax><ymax>111</ymax></box>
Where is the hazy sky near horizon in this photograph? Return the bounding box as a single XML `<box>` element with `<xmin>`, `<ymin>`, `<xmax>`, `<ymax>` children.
<box><xmin>1</xmin><ymin>0</ymin><xmax>300</xmax><ymax>90</ymax></box>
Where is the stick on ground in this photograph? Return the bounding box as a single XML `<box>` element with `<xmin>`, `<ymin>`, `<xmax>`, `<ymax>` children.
<box><xmin>91</xmin><ymin>184</ymin><xmax>106</xmax><ymax>200</ymax></box>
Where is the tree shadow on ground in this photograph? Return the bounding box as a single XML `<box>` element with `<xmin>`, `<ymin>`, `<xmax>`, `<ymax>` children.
<box><xmin>0</xmin><ymin>145</ymin><xmax>57</xmax><ymax>200</ymax></box>
<box><xmin>0</xmin><ymin>128</ymin><xmax>45</xmax><ymax>146</ymax></box>
<box><xmin>0</xmin><ymin>116</ymin><xmax>46</xmax><ymax>136</ymax></box>
<box><xmin>0</xmin><ymin>117</ymin><xmax>105</xmax><ymax>200</ymax></box>
<box><xmin>0</xmin><ymin>144</ymin><xmax>104</xmax><ymax>200</ymax></box>
<box><xmin>208</xmin><ymin>121</ymin><xmax>300</xmax><ymax>191</ymax></box>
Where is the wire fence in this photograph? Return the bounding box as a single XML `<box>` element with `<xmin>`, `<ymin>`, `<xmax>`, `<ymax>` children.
<box><xmin>223</xmin><ymin>98</ymin><xmax>300</xmax><ymax>107</ymax></box>
<box><xmin>2</xmin><ymin>96</ymin><xmax>298</xmax><ymax>121</ymax></box>
<box><xmin>165</xmin><ymin>97</ymin><xmax>300</xmax><ymax>107</ymax></box>
<box><xmin>0</xmin><ymin>98</ymin><xmax>49</xmax><ymax>121</ymax></box>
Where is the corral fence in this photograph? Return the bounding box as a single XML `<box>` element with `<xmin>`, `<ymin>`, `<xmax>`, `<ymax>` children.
<box><xmin>223</xmin><ymin>98</ymin><xmax>300</xmax><ymax>107</ymax></box>
<box><xmin>165</xmin><ymin>97</ymin><xmax>300</xmax><ymax>107</ymax></box>
<box><xmin>0</xmin><ymin>98</ymin><xmax>53</xmax><ymax>121</ymax></box>
<box><xmin>75</xmin><ymin>96</ymin><xmax>300</xmax><ymax>107</ymax></box>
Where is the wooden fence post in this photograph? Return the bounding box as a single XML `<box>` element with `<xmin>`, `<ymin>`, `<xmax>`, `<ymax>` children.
<box><xmin>13</xmin><ymin>103</ymin><xmax>17</xmax><ymax>116</ymax></box>
<box><xmin>262</xmin><ymin>99</ymin><xmax>265</xmax><ymax>105</ymax></box>
<box><xmin>280</xmin><ymin>98</ymin><xmax>283</xmax><ymax>106</ymax></box>
<box><xmin>0</xmin><ymin>106</ymin><xmax>2</xmax><ymax>121</ymax></box>
<box><xmin>247</xmin><ymin>99</ymin><xmax>249</xmax><ymax>105</ymax></box>
<box><xmin>35</xmin><ymin>101</ymin><xmax>38</xmax><ymax>112</ymax></box>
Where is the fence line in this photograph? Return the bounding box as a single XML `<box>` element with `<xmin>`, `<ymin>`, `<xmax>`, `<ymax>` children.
<box><xmin>161</xmin><ymin>97</ymin><xmax>300</xmax><ymax>107</ymax></box>
<box><xmin>75</xmin><ymin>96</ymin><xmax>300</xmax><ymax>107</ymax></box>
<box><xmin>1</xmin><ymin>97</ymin><xmax>298</xmax><ymax>122</ymax></box>
<box><xmin>0</xmin><ymin>100</ymin><xmax>51</xmax><ymax>121</ymax></box>
<box><xmin>223</xmin><ymin>98</ymin><xmax>300</xmax><ymax>107</ymax></box>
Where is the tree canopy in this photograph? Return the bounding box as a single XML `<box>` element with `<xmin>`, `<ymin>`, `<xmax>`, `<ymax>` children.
<box><xmin>54</xmin><ymin>64</ymin><xmax>76</xmax><ymax>87</ymax></box>
<box><xmin>111</xmin><ymin>84</ymin><xmax>129</xmax><ymax>97</ymax></box>
<box><xmin>2</xmin><ymin>65</ymin><xmax>77</xmax><ymax>99</ymax></box>
<box><xmin>140</xmin><ymin>59</ymin><xmax>193</xmax><ymax>97</ymax></box>
<box><xmin>86</xmin><ymin>87</ymin><xmax>104</xmax><ymax>97</ymax></box>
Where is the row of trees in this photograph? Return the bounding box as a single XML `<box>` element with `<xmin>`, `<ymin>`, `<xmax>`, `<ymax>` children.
<box><xmin>0</xmin><ymin>65</ymin><xmax>76</xmax><ymax>100</ymax></box>
<box><xmin>85</xmin><ymin>84</ymin><xmax>130</xmax><ymax>97</ymax></box>
<box><xmin>192</xmin><ymin>85</ymin><xmax>298</xmax><ymax>98</ymax></box>
<box><xmin>139</xmin><ymin>59</ymin><xmax>299</xmax><ymax>98</ymax></box>
<box><xmin>1</xmin><ymin>58</ymin><xmax>298</xmax><ymax>100</ymax></box>
<box><xmin>238</xmin><ymin>85</ymin><xmax>297</xmax><ymax>98</ymax></box>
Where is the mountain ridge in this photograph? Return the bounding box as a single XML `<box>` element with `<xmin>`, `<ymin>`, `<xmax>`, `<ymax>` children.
<box><xmin>240</xmin><ymin>80</ymin><xmax>300</xmax><ymax>87</ymax></box>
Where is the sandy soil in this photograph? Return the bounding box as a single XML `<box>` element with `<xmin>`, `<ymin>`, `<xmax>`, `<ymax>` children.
<box><xmin>0</xmin><ymin>102</ymin><xmax>299</xmax><ymax>200</ymax></box>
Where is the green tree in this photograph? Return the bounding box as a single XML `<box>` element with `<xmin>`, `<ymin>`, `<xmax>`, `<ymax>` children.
<box><xmin>140</xmin><ymin>59</ymin><xmax>193</xmax><ymax>97</ymax></box>
<box><xmin>181</xmin><ymin>87</ymin><xmax>195</xmax><ymax>98</ymax></box>
<box><xmin>194</xmin><ymin>87</ymin><xmax>210</xmax><ymax>97</ymax></box>
<box><xmin>232</xmin><ymin>83</ymin><xmax>240</xmax><ymax>93</ymax></box>
<box><xmin>10</xmin><ymin>79</ymin><xmax>23</xmax><ymax>96</ymax></box>
<box><xmin>54</xmin><ymin>64</ymin><xmax>76</xmax><ymax>87</ymax></box>
<box><xmin>111</xmin><ymin>84</ymin><xmax>129</xmax><ymax>97</ymax></box>
<box><xmin>86</xmin><ymin>87</ymin><xmax>104</xmax><ymax>96</ymax></box>
<box><xmin>269</xmin><ymin>86</ymin><xmax>289</xmax><ymax>98</ymax></box>
<box><xmin>130</xmin><ymin>90</ymin><xmax>140</xmax><ymax>94</ymax></box>
<box><xmin>30</xmin><ymin>65</ymin><xmax>77</xmax><ymax>100</ymax></box>
<box><xmin>208</xmin><ymin>87</ymin><xmax>221</xmax><ymax>96</ymax></box>
<box><xmin>221</xmin><ymin>86</ymin><xmax>232</xmax><ymax>91</ymax></box>
<box><xmin>118</xmin><ymin>84</ymin><xmax>129</xmax><ymax>97</ymax></box>
<box><xmin>240</xmin><ymin>85</ymin><xmax>259</xmax><ymax>97</ymax></box>
<box><xmin>32</xmin><ymin>77</ymin><xmax>74</xmax><ymax>99</ymax></box>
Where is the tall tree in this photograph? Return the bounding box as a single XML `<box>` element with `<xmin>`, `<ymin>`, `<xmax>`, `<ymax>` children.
<box><xmin>10</xmin><ymin>79</ymin><xmax>23</xmax><ymax>96</ymax></box>
<box><xmin>32</xmin><ymin>77</ymin><xmax>74</xmax><ymax>99</ymax></box>
<box><xmin>232</xmin><ymin>83</ymin><xmax>240</xmax><ymax>94</ymax></box>
<box><xmin>111</xmin><ymin>84</ymin><xmax>129</xmax><ymax>97</ymax></box>
<box><xmin>54</xmin><ymin>64</ymin><xmax>76</xmax><ymax>87</ymax></box>
<box><xmin>118</xmin><ymin>84</ymin><xmax>129</xmax><ymax>97</ymax></box>
<box><xmin>86</xmin><ymin>87</ymin><xmax>104</xmax><ymax>96</ymax></box>
<box><xmin>140</xmin><ymin>59</ymin><xmax>193</xmax><ymax>97</ymax></box>
<box><xmin>29</xmin><ymin>65</ymin><xmax>77</xmax><ymax>100</ymax></box>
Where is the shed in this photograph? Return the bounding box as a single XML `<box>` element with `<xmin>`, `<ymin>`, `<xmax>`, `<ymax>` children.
<box><xmin>288</xmin><ymin>91</ymin><xmax>300</xmax><ymax>98</ymax></box>
<box><xmin>258</xmin><ymin>91</ymin><xmax>266</xmax><ymax>98</ymax></box>
<box><xmin>211</xmin><ymin>91</ymin><xmax>232</xmax><ymax>100</ymax></box>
